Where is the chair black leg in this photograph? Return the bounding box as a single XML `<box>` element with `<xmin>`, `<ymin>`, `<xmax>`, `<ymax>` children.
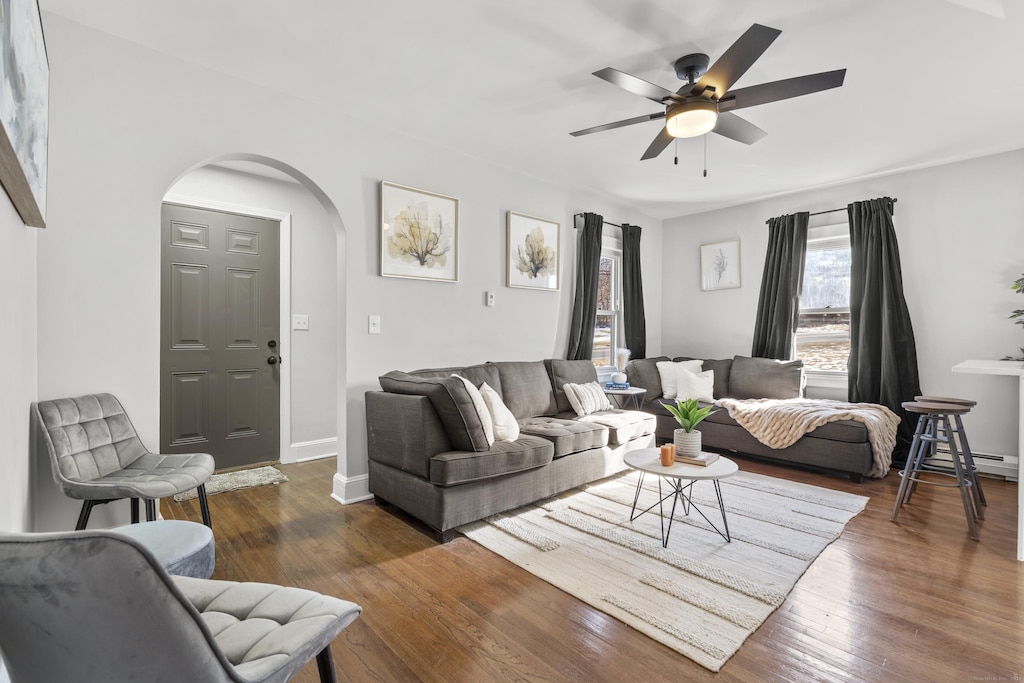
<box><xmin>130</xmin><ymin>497</ymin><xmax>140</xmax><ymax>524</ymax></box>
<box><xmin>75</xmin><ymin>500</ymin><xmax>96</xmax><ymax>530</ymax></box>
<box><xmin>315</xmin><ymin>646</ymin><xmax>336</xmax><ymax>683</ymax></box>
<box><xmin>144</xmin><ymin>498</ymin><xmax>157</xmax><ymax>522</ymax></box>
<box><xmin>197</xmin><ymin>484</ymin><xmax>212</xmax><ymax>528</ymax></box>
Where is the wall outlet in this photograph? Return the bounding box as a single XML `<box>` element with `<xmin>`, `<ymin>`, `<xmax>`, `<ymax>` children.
<box><xmin>368</xmin><ymin>315</ymin><xmax>381</xmax><ymax>334</ymax></box>
<box><xmin>486</xmin><ymin>291</ymin><xmax>495</xmax><ymax>307</ymax></box>
<box><xmin>292</xmin><ymin>314</ymin><xmax>309</xmax><ymax>331</ymax></box>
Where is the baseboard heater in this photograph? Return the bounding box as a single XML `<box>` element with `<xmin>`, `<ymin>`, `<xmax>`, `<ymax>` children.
<box><xmin>923</xmin><ymin>445</ymin><xmax>1018</xmax><ymax>481</ymax></box>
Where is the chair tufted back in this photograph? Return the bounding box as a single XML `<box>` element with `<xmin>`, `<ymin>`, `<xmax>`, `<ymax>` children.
<box><xmin>35</xmin><ymin>394</ymin><xmax>149</xmax><ymax>488</ymax></box>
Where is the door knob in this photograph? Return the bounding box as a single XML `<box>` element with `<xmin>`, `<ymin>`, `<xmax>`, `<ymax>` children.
<box><xmin>267</xmin><ymin>355</ymin><xmax>279</xmax><ymax>365</ymax></box>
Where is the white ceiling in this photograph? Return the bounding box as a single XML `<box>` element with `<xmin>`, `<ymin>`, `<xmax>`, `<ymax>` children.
<box><xmin>41</xmin><ymin>0</ymin><xmax>1024</xmax><ymax>219</ymax></box>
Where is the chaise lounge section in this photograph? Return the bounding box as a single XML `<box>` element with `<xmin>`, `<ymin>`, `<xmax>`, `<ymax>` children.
<box><xmin>627</xmin><ymin>355</ymin><xmax>876</xmax><ymax>481</ymax></box>
<box><xmin>366</xmin><ymin>359</ymin><xmax>656</xmax><ymax>540</ymax></box>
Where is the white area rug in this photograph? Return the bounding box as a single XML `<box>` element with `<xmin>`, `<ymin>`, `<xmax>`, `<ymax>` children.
<box><xmin>172</xmin><ymin>465</ymin><xmax>288</xmax><ymax>501</ymax></box>
<box><xmin>459</xmin><ymin>469</ymin><xmax>868</xmax><ymax>672</ymax></box>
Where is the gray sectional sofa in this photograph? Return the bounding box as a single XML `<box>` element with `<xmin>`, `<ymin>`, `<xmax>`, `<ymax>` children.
<box><xmin>366</xmin><ymin>359</ymin><xmax>656</xmax><ymax>541</ymax></box>
<box><xmin>627</xmin><ymin>355</ymin><xmax>874</xmax><ymax>482</ymax></box>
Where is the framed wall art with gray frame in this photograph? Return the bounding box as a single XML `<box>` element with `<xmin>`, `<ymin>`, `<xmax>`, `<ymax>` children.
<box><xmin>700</xmin><ymin>239</ymin><xmax>741</xmax><ymax>291</ymax></box>
<box><xmin>507</xmin><ymin>211</ymin><xmax>559</xmax><ymax>291</ymax></box>
<box><xmin>380</xmin><ymin>181</ymin><xmax>458</xmax><ymax>282</ymax></box>
<box><xmin>0</xmin><ymin>0</ymin><xmax>48</xmax><ymax>228</ymax></box>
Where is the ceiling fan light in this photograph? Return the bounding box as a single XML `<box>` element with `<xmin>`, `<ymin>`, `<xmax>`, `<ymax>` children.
<box><xmin>666</xmin><ymin>100</ymin><xmax>718</xmax><ymax>138</ymax></box>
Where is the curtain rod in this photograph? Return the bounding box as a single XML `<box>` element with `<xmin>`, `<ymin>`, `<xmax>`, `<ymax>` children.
<box><xmin>764</xmin><ymin>198</ymin><xmax>898</xmax><ymax>224</ymax></box>
<box><xmin>573</xmin><ymin>212</ymin><xmax>635</xmax><ymax>230</ymax></box>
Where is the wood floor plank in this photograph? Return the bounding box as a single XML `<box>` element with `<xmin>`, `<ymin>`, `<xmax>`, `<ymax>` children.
<box><xmin>163</xmin><ymin>456</ymin><xmax>1024</xmax><ymax>682</ymax></box>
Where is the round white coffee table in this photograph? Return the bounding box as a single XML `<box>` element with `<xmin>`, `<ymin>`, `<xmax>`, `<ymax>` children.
<box><xmin>624</xmin><ymin>447</ymin><xmax>738</xmax><ymax>547</ymax></box>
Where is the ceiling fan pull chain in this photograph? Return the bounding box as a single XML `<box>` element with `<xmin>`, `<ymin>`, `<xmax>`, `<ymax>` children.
<box><xmin>674</xmin><ymin>138</ymin><xmax>678</xmax><ymax>166</ymax></box>
<box><xmin>703</xmin><ymin>134</ymin><xmax>708</xmax><ymax>178</ymax></box>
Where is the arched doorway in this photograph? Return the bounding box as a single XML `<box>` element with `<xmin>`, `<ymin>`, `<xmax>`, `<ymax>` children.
<box><xmin>161</xmin><ymin>154</ymin><xmax>346</xmax><ymax>472</ymax></box>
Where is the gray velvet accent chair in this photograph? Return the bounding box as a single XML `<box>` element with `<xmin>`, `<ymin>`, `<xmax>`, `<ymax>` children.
<box><xmin>33</xmin><ymin>393</ymin><xmax>215</xmax><ymax>529</ymax></box>
<box><xmin>0</xmin><ymin>530</ymin><xmax>362</xmax><ymax>683</ymax></box>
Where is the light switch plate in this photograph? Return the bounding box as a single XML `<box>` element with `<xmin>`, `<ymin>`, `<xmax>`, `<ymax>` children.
<box><xmin>486</xmin><ymin>291</ymin><xmax>495</xmax><ymax>307</ymax></box>
<box><xmin>292</xmin><ymin>314</ymin><xmax>309</xmax><ymax>331</ymax></box>
<box><xmin>368</xmin><ymin>315</ymin><xmax>381</xmax><ymax>334</ymax></box>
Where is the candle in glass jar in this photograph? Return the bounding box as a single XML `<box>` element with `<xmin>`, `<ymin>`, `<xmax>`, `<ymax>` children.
<box><xmin>660</xmin><ymin>444</ymin><xmax>674</xmax><ymax>466</ymax></box>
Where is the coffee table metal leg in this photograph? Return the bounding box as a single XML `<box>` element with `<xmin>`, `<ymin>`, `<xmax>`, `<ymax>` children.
<box><xmin>629</xmin><ymin>472</ymin><xmax>645</xmax><ymax>521</ymax></box>
<box><xmin>713</xmin><ymin>480</ymin><xmax>731</xmax><ymax>542</ymax></box>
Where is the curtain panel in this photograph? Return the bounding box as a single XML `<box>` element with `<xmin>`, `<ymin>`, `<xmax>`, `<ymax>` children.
<box><xmin>566</xmin><ymin>213</ymin><xmax>604</xmax><ymax>360</ymax></box>
<box><xmin>751</xmin><ymin>212</ymin><xmax>809</xmax><ymax>359</ymax></box>
<box><xmin>621</xmin><ymin>224</ymin><xmax>646</xmax><ymax>359</ymax></box>
<box><xmin>848</xmin><ymin>197</ymin><xmax>921</xmax><ymax>461</ymax></box>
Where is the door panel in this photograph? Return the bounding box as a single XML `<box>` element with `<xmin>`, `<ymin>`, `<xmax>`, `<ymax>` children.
<box><xmin>161</xmin><ymin>203</ymin><xmax>281</xmax><ymax>469</ymax></box>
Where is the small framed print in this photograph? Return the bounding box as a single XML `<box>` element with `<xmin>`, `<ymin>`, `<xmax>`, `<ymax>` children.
<box><xmin>700</xmin><ymin>239</ymin><xmax>741</xmax><ymax>291</ymax></box>
<box><xmin>507</xmin><ymin>211</ymin><xmax>559</xmax><ymax>291</ymax></box>
<box><xmin>380</xmin><ymin>181</ymin><xmax>458</xmax><ymax>282</ymax></box>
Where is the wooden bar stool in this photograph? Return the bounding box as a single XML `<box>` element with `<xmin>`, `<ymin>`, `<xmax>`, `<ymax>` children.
<box><xmin>915</xmin><ymin>395</ymin><xmax>986</xmax><ymax>516</ymax></box>
<box><xmin>890</xmin><ymin>401</ymin><xmax>979</xmax><ymax>541</ymax></box>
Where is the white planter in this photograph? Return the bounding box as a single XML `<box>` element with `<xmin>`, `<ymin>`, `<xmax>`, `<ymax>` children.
<box><xmin>674</xmin><ymin>429</ymin><xmax>702</xmax><ymax>459</ymax></box>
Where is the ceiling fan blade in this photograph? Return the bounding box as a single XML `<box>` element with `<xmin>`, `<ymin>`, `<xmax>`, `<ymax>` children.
<box><xmin>719</xmin><ymin>69</ymin><xmax>846</xmax><ymax>112</ymax></box>
<box><xmin>691</xmin><ymin>23</ymin><xmax>781</xmax><ymax>97</ymax></box>
<box><xmin>711</xmin><ymin>112</ymin><xmax>767</xmax><ymax>145</ymax></box>
<box><xmin>641</xmin><ymin>127</ymin><xmax>674</xmax><ymax>160</ymax></box>
<box><xmin>594</xmin><ymin>67</ymin><xmax>677</xmax><ymax>104</ymax></box>
<box><xmin>570</xmin><ymin>112</ymin><xmax>666</xmax><ymax>137</ymax></box>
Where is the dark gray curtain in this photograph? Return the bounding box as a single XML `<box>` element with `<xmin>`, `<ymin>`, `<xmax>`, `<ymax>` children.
<box><xmin>848</xmin><ymin>197</ymin><xmax>921</xmax><ymax>463</ymax></box>
<box><xmin>751</xmin><ymin>212</ymin><xmax>809</xmax><ymax>359</ymax></box>
<box><xmin>621</xmin><ymin>224</ymin><xmax>646</xmax><ymax>359</ymax></box>
<box><xmin>566</xmin><ymin>213</ymin><xmax>604</xmax><ymax>360</ymax></box>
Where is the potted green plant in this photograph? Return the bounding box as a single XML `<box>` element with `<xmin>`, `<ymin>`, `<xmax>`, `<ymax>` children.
<box><xmin>664</xmin><ymin>398</ymin><xmax>718</xmax><ymax>458</ymax></box>
<box><xmin>1005</xmin><ymin>273</ymin><xmax>1024</xmax><ymax>361</ymax></box>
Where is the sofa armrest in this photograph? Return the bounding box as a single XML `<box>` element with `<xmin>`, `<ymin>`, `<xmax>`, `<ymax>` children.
<box><xmin>366</xmin><ymin>391</ymin><xmax>452</xmax><ymax>480</ymax></box>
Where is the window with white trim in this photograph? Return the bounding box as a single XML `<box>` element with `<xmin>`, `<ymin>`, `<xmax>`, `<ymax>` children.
<box><xmin>795</xmin><ymin>224</ymin><xmax>851</xmax><ymax>372</ymax></box>
<box><xmin>592</xmin><ymin>236</ymin><xmax>622</xmax><ymax>368</ymax></box>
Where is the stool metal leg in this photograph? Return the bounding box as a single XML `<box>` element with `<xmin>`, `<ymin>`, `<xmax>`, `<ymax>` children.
<box><xmin>904</xmin><ymin>415</ymin><xmax>937</xmax><ymax>504</ymax></box>
<box><xmin>952</xmin><ymin>414</ymin><xmax>986</xmax><ymax>515</ymax></box>
<box><xmin>944</xmin><ymin>415</ymin><xmax>979</xmax><ymax>541</ymax></box>
<box><xmin>893</xmin><ymin>415</ymin><xmax>928</xmax><ymax>519</ymax></box>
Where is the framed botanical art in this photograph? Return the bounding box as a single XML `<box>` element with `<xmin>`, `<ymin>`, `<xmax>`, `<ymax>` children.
<box><xmin>507</xmin><ymin>211</ymin><xmax>559</xmax><ymax>291</ymax></box>
<box><xmin>380</xmin><ymin>181</ymin><xmax>458</xmax><ymax>282</ymax></box>
<box><xmin>0</xmin><ymin>0</ymin><xmax>48</xmax><ymax>228</ymax></box>
<box><xmin>700</xmin><ymin>239</ymin><xmax>741</xmax><ymax>291</ymax></box>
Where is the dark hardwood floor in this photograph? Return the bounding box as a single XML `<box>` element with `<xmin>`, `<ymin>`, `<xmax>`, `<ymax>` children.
<box><xmin>163</xmin><ymin>457</ymin><xmax>1024</xmax><ymax>682</ymax></box>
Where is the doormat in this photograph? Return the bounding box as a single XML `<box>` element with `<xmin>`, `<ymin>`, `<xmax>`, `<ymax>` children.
<box><xmin>173</xmin><ymin>465</ymin><xmax>288</xmax><ymax>501</ymax></box>
<box><xmin>459</xmin><ymin>469</ymin><xmax>868</xmax><ymax>672</ymax></box>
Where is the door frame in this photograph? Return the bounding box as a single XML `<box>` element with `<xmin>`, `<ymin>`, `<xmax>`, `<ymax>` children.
<box><xmin>163</xmin><ymin>193</ymin><xmax>293</xmax><ymax>464</ymax></box>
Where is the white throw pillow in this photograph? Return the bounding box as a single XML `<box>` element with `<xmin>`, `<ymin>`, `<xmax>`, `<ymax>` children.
<box><xmin>479</xmin><ymin>382</ymin><xmax>520</xmax><ymax>441</ymax></box>
<box><xmin>451</xmin><ymin>374</ymin><xmax>495</xmax><ymax>446</ymax></box>
<box><xmin>563</xmin><ymin>382</ymin><xmax>613</xmax><ymax>417</ymax></box>
<box><xmin>675</xmin><ymin>366</ymin><xmax>715</xmax><ymax>403</ymax></box>
<box><xmin>656</xmin><ymin>360</ymin><xmax>704</xmax><ymax>399</ymax></box>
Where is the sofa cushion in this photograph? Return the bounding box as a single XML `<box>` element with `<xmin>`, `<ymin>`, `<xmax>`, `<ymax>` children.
<box><xmin>519</xmin><ymin>417</ymin><xmax>609</xmax><ymax>457</ymax></box>
<box><xmin>410</xmin><ymin>363</ymin><xmax>502</xmax><ymax>396</ymax></box>
<box><xmin>546</xmin><ymin>359</ymin><xmax>599</xmax><ymax>414</ymax></box>
<box><xmin>493</xmin><ymin>361</ymin><xmax>558</xmax><ymax>419</ymax></box>
<box><xmin>379</xmin><ymin>371</ymin><xmax>490</xmax><ymax>452</ymax></box>
<box><xmin>429</xmin><ymin>435</ymin><xmax>555</xmax><ymax>486</ymax></box>
<box><xmin>577</xmin><ymin>410</ymin><xmax>657</xmax><ymax>446</ymax></box>
<box><xmin>452</xmin><ymin>374</ymin><xmax>494</xmax><ymax>446</ymax></box>
<box><xmin>562</xmin><ymin>382</ymin><xmax>613</xmax><ymax>416</ymax></box>
<box><xmin>625</xmin><ymin>356</ymin><xmax>670</xmax><ymax>402</ymax></box>
<box><xmin>729</xmin><ymin>356</ymin><xmax>804</xmax><ymax>399</ymax></box>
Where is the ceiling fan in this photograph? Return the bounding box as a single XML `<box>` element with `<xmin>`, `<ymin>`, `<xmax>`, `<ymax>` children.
<box><xmin>570</xmin><ymin>23</ymin><xmax>846</xmax><ymax>160</ymax></box>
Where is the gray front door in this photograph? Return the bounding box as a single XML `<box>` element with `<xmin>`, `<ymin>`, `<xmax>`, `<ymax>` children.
<box><xmin>160</xmin><ymin>203</ymin><xmax>281</xmax><ymax>470</ymax></box>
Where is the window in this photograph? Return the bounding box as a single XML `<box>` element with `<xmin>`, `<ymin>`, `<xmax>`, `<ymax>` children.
<box><xmin>795</xmin><ymin>225</ymin><xmax>851</xmax><ymax>372</ymax></box>
<box><xmin>592</xmin><ymin>238</ymin><xmax>622</xmax><ymax>367</ymax></box>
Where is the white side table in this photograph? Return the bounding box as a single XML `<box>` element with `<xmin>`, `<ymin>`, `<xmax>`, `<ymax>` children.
<box><xmin>603</xmin><ymin>386</ymin><xmax>647</xmax><ymax>410</ymax></box>
<box><xmin>624</xmin><ymin>448</ymin><xmax>738</xmax><ymax>547</ymax></box>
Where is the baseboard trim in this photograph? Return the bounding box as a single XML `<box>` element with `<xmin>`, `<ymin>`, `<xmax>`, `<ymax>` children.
<box><xmin>331</xmin><ymin>472</ymin><xmax>372</xmax><ymax>505</ymax></box>
<box><xmin>286</xmin><ymin>437</ymin><xmax>337</xmax><ymax>464</ymax></box>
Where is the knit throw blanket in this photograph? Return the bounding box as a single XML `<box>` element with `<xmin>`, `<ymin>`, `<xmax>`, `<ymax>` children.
<box><xmin>715</xmin><ymin>398</ymin><xmax>900</xmax><ymax>478</ymax></box>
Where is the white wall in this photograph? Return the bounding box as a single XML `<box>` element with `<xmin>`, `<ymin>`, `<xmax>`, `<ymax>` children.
<box><xmin>661</xmin><ymin>149</ymin><xmax>1024</xmax><ymax>459</ymax></box>
<box><xmin>167</xmin><ymin>166</ymin><xmax>339</xmax><ymax>460</ymax></box>
<box><xmin>32</xmin><ymin>14</ymin><xmax>663</xmax><ymax>526</ymax></box>
<box><xmin>0</xmin><ymin>195</ymin><xmax>38</xmax><ymax>533</ymax></box>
